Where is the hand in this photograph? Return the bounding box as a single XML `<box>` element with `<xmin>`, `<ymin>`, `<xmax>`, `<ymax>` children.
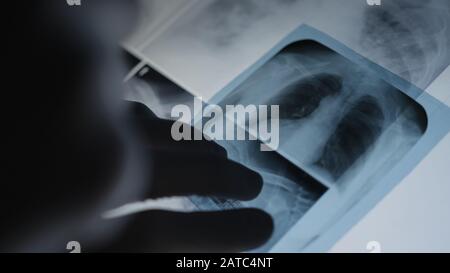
<box><xmin>94</xmin><ymin>102</ymin><xmax>273</xmax><ymax>252</ymax></box>
<box><xmin>3</xmin><ymin>0</ymin><xmax>272</xmax><ymax>253</ymax></box>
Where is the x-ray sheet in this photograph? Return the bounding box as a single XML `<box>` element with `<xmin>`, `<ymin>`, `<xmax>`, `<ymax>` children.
<box><xmin>188</xmin><ymin>39</ymin><xmax>427</xmax><ymax>251</ymax></box>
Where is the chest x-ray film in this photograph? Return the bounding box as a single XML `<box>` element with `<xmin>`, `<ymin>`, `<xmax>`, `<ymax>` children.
<box><xmin>186</xmin><ymin>25</ymin><xmax>450</xmax><ymax>252</ymax></box>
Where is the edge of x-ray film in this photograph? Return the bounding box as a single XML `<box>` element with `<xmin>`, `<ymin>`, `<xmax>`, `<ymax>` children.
<box><xmin>122</xmin><ymin>0</ymin><xmax>200</xmax><ymax>53</ymax></box>
<box><xmin>421</xmin><ymin>66</ymin><xmax>450</xmax><ymax>107</ymax></box>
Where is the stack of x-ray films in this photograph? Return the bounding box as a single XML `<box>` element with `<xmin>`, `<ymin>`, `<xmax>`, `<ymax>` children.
<box><xmin>118</xmin><ymin>0</ymin><xmax>450</xmax><ymax>252</ymax></box>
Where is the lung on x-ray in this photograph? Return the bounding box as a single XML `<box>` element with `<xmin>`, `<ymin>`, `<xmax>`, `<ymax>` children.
<box><xmin>219</xmin><ymin>40</ymin><xmax>427</xmax><ymax>186</ymax></box>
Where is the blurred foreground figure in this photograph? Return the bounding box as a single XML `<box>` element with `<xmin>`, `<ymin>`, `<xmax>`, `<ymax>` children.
<box><xmin>1</xmin><ymin>0</ymin><xmax>272</xmax><ymax>252</ymax></box>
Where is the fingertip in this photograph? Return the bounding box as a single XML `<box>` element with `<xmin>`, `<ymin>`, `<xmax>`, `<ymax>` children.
<box><xmin>242</xmin><ymin>209</ymin><xmax>274</xmax><ymax>249</ymax></box>
<box><xmin>225</xmin><ymin>161</ymin><xmax>264</xmax><ymax>201</ymax></box>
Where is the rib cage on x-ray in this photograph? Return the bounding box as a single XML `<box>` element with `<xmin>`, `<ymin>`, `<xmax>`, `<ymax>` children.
<box><xmin>190</xmin><ymin>40</ymin><xmax>427</xmax><ymax>251</ymax></box>
<box><xmin>221</xmin><ymin>40</ymin><xmax>426</xmax><ymax>184</ymax></box>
